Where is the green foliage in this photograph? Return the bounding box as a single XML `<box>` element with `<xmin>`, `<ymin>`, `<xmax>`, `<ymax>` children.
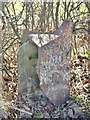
<box><xmin>86</xmin><ymin>51</ymin><xmax>90</xmax><ymax>57</ymax></box>
<box><xmin>34</xmin><ymin>112</ymin><xmax>43</xmax><ymax>118</ymax></box>
<box><xmin>71</xmin><ymin>95</ymin><xmax>90</xmax><ymax>109</ymax></box>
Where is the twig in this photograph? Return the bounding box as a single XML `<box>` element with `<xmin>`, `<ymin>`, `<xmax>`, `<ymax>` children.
<box><xmin>3</xmin><ymin>38</ymin><xmax>18</xmax><ymax>53</ymax></box>
<box><xmin>69</xmin><ymin>2</ymin><xmax>83</xmax><ymax>14</ymax></box>
<box><xmin>11</xmin><ymin>3</ymin><xmax>18</xmax><ymax>32</ymax></box>
<box><xmin>56</xmin><ymin>2</ymin><xmax>60</xmax><ymax>28</ymax></box>
<box><xmin>13</xmin><ymin>107</ymin><xmax>33</xmax><ymax>115</ymax></box>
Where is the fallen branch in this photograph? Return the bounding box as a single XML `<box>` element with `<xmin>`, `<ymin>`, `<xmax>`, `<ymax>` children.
<box><xmin>12</xmin><ymin>107</ymin><xmax>33</xmax><ymax>116</ymax></box>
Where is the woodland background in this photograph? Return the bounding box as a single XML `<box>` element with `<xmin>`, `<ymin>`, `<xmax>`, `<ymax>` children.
<box><xmin>0</xmin><ymin>1</ymin><xmax>90</xmax><ymax>118</ymax></box>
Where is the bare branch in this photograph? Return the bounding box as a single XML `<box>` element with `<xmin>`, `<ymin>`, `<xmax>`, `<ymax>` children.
<box><xmin>12</xmin><ymin>107</ymin><xmax>33</xmax><ymax>116</ymax></box>
<box><xmin>55</xmin><ymin>2</ymin><xmax>60</xmax><ymax>28</ymax></box>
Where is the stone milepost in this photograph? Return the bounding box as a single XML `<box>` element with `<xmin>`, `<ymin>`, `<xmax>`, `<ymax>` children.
<box><xmin>17</xmin><ymin>20</ymin><xmax>73</xmax><ymax>106</ymax></box>
<box><xmin>37</xmin><ymin>20</ymin><xmax>73</xmax><ymax>105</ymax></box>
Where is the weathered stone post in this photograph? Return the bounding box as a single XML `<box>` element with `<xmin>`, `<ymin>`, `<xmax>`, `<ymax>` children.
<box><xmin>17</xmin><ymin>30</ymin><xmax>58</xmax><ymax>98</ymax></box>
<box><xmin>17</xmin><ymin>20</ymin><xmax>73</xmax><ymax>106</ymax></box>
<box><xmin>17</xmin><ymin>30</ymin><xmax>41</xmax><ymax>97</ymax></box>
<box><xmin>36</xmin><ymin>20</ymin><xmax>73</xmax><ymax>105</ymax></box>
